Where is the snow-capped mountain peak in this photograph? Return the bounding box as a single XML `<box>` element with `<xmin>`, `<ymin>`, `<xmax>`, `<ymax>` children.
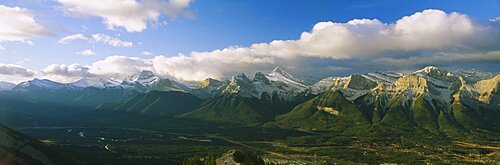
<box><xmin>454</xmin><ymin>69</ymin><xmax>495</xmax><ymax>83</ymax></box>
<box><xmin>0</xmin><ymin>81</ymin><xmax>15</xmax><ymax>91</ymax></box>
<box><xmin>266</xmin><ymin>67</ymin><xmax>306</xmax><ymax>88</ymax></box>
<box><xmin>271</xmin><ymin>66</ymin><xmax>288</xmax><ymax>75</ymax></box>
<box><xmin>23</xmin><ymin>79</ymin><xmax>62</xmax><ymax>88</ymax></box>
<box><xmin>219</xmin><ymin>67</ymin><xmax>311</xmax><ymax>100</ymax></box>
<box><xmin>190</xmin><ymin>78</ymin><xmax>227</xmax><ymax>99</ymax></box>
<box><xmin>135</xmin><ymin>70</ymin><xmax>155</xmax><ymax>81</ymax></box>
<box><xmin>414</xmin><ymin>66</ymin><xmax>452</xmax><ymax>78</ymax></box>
<box><xmin>310</xmin><ymin>76</ymin><xmax>349</xmax><ymax>94</ymax></box>
<box><xmin>70</xmin><ymin>77</ymin><xmax>121</xmax><ymax>88</ymax></box>
<box><xmin>14</xmin><ymin>70</ymin><xmax>190</xmax><ymax>93</ymax></box>
<box><xmin>118</xmin><ymin>71</ymin><xmax>190</xmax><ymax>92</ymax></box>
<box><xmin>123</xmin><ymin>70</ymin><xmax>159</xmax><ymax>85</ymax></box>
<box><xmin>416</xmin><ymin>66</ymin><xmax>441</xmax><ymax>73</ymax></box>
<box><xmin>15</xmin><ymin>78</ymin><xmax>79</xmax><ymax>91</ymax></box>
<box><xmin>362</xmin><ymin>71</ymin><xmax>403</xmax><ymax>84</ymax></box>
<box><xmin>269</xmin><ymin>67</ymin><xmax>297</xmax><ymax>80</ymax></box>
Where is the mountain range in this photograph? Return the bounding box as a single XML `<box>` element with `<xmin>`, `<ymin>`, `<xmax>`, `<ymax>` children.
<box><xmin>0</xmin><ymin>67</ymin><xmax>358</xmax><ymax>100</ymax></box>
<box><xmin>274</xmin><ymin>66</ymin><xmax>499</xmax><ymax>135</ymax></box>
<box><xmin>0</xmin><ymin>67</ymin><xmax>318</xmax><ymax>106</ymax></box>
<box><xmin>0</xmin><ymin>66</ymin><xmax>499</xmax><ymax>165</ymax></box>
<box><xmin>0</xmin><ymin>66</ymin><xmax>499</xmax><ymax>135</ymax></box>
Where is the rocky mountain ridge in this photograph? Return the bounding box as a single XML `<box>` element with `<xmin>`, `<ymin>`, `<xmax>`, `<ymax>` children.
<box><xmin>3</xmin><ymin>66</ymin><xmax>498</xmax><ymax>105</ymax></box>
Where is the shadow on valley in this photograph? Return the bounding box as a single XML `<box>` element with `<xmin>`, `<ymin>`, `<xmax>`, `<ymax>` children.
<box><xmin>0</xmin><ymin>67</ymin><xmax>499</xmax><ymax>164</ymax></box>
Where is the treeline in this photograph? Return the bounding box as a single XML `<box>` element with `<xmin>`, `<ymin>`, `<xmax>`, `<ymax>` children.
<box><xmin>180</xmin><ymin>153</ymin><xmax>216</xmax><ymax>165</ymax></box>
<box><xmin>232</xmin><ymin>150</ymin><xmax>265</xmax><ymax>165</ymax></box>
<box><xmin>181</xmin><ymin>150</ymin><xmax>277</xmax><ymax>165</ymax></box>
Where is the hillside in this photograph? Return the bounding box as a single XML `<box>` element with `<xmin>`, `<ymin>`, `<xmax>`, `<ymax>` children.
<box><xmin>0</xmin><ymin>124</ymin><xmax>71</xmax><ymax>165</ymax></box>
<box><xmin>180</xmin><ymin>93</ymin><xmax>311</xmax><ymax>125</ymax></box>
<box><xmin>274</xmin><ymin>67</ymin><xmax>500</xmax><ymax>136</ymax></box>
<box><xmin>109</xmin><ymin>91</ymin><xmax>204</xmax><ymax>117</ymax></box>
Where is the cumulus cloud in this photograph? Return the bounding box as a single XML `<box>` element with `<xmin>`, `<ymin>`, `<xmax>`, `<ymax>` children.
<box><xmin>57</xmin><ymin>0</ymin><xmax>193</xmax><ymax>32</ymax></box>
<box><xmin>0</xmin><ymin>5</ymin><xmax>46</xmax><ymax>48</ymax></box>
<box><xmin>42</xmin><ymin>64</ymin><xmax>94</xmax><ymax>82</ymax></box>
<box><xmin>42</xmin><ymin>56</ymin><xmax>153</xmax><ymax>82</ymax></box>
<box><xmin>76</xmin><ymin>49</ymin><xmax>95</xmax><ymax>56</ymax></box>
<box><xmin>248</xmin><ymin>10</ymin><xmax>477</xmax><ymax>59</ymax></box>
<box><xmin>0</xmin><ymin>64</ymin><xmax>35</xmax><ymax>77</ymax></box>
<box><xmin>42</xmin><ymin>53</ymin><xmax>273</xmax><ymax>82</ymax></box>
<box><xmin>59</xmin><ymin>33</ymin><xmax>133</xmax><ymax>47</ymax></box>
<box><xmin>43</xmin><ymin>64</ymin><xmax>91</xmax><ymax>77</ymax></box>
<box><xmin>43</xmin><ymin>10</ymin><xmax>500</xmax><ymax>82</ymax></box>
<box><xmin>88</xmin><ymin>56</ymin><xmax>153</xmax><ymax>76</ymax></box>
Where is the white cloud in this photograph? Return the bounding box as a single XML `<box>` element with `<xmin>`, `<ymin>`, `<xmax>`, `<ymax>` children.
<box><xmin>142</xmin><ymin>51</ymin><xmax>153</xmax><ymax>56</ymax></box>
<box><xmin>42</xmin><ymin>64</ymin><xmax>94</xmax><ymax>82</ymax></box>
<box><xmin>59</xmin><ymin>33</ymin><xmax>133</xmax><ymax>47</ymax></box>
<box><xmin>43</xmin><ymin>64</ymin><xmax>91</xmax><ymax>77</ymax></box>
<box><xmin>0</xmin><ymin>5</ymin><xmax>46</xmax><ymax>47</ymax></box>
<box><xmin>76</xmin><ymin>49</ymin><xmax>95</xmax><ymax>56</ymax></box>
<box><xmin>247</xmin><ymin>9</ymin><xmax>476</xmax><ymax>59</ymax></box>
<box><xmin>42</xmin><ymin>53</ymin><xmax>273</xmax><ymax>82</ymax></box>
<box><xmin>42</xmin><ymin>10</ymin><xmax>500</xmax><ymax>82</ymax></box>
<box><xmin>151</xmin><ymin>49</ymin><xmax>276</xmax><ymax>81</ymax></box>
<box><xmin>42</xmin><ymin>56</ymin><xmax>152</xmax><ymax>82</ymax></box>
<box><xmin>0</xmin><ymin>64</ymin><xmax>35</xmax><ymax>77</ymax></box>
<box><xmin>57</xmin><ymin>0</ymin><xmax>193</xmax><ymax>32</ymax></box>
<box><xmin>489</xmin><ymin>17</ymin><xmax>500</xmax><ymax>23</ymax></box>
<box><xmin>88</xmin><ymin>56</ymin><xmax>154</xmax><ymax>76</ymax></box>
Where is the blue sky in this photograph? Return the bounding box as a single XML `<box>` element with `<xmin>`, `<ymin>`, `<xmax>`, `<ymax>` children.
<box><xmin>0</xmin><ymin>0</ymin><xmax>499</xmax><ymax>83</ymax></box>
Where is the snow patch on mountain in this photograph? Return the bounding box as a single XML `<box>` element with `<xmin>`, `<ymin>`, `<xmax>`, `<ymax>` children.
<box><xmin>70</xmin><ymin>77</ymin><xmax>121</xmax><ymax>88</ymax></box>
<box><xmin>122</xmin><ymin>70</ymin><xmax>158</xmax><ymax>86</ymax></box>
<box><xmin>302</xmin><ymin>75</ymin><xmax>321</xmax><ymax>85</ymax></box>
<box><xmin>266</xmin><ymin>67</ymin><xmax>307</xmax><ymax>89</ymax></box>
<box><xmin>219</xmin><ymin>67</ymin><xmax>310</xmax><ymax>100</ymax></box>
<box><xmin>15</xmin><ymin>71</ymin><xmax>190</xmax><ymax>94</ymax></box>
<box><xmin>363</xmin><ymin>71</ymin><xmax>403</xmax><ymax>84</ymax></box>
<box><xmin>415</xmin><ymin>66</ymin><xmax>453</xmax><ymax>78</ymax></box>
<box><xmin>310</xmin><ymin>76</ymin><xmax>353</xmax><ymax>94</ymax></box>
<box><xmin>0</xmin><ymin>81</ymin><xmax>15</xmax><ymax>91</ymax></box>
<box><xmin>14</xmin><ymin>78</ymin><xmax>81</xmax><ymax>91</ymax></box>
<box><xmin>190</xmin><ymin>78</ymin><xmax>227</xmax><ymax>99</ymax></box>
<box><xmin>9</xmin><ymin>66</ymin><xmax>498</xmax><ymax>106</ymax></box>
<box><xmin>113</xmin><ymin>71</ymin><xmax>191</xmax><ymax>92</ymax></box>
<box><xmin>454</xmin><ymin>69</ymin><xmax>495</xmax><ymax>83</ymax></box>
